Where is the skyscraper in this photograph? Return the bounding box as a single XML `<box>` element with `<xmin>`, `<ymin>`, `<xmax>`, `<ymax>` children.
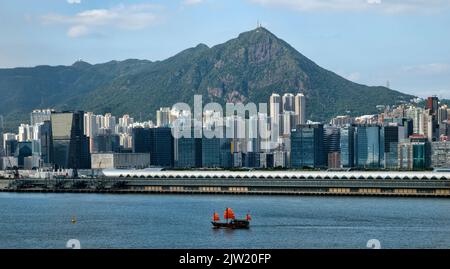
<box><xmin>174</xmin><ymin>135</ymin><xmax>202</xmax><ymax>168</ymax></box>
<box><xmin>354</xmin><ymin>125</ymin><xmax>381</xmax><ymax>169</ymax></box>
<box><xmin>382</xmin><ymin>125</ymin><xmax>403</xmax><ymax>169</ymax></box>
<box><xmin>426</xmin><ymin>96</ymin><xmax>439</xmax><ymax>115</ymax></box>
<box><xmin>269</xmin><ymin>93</ymin><xmax>282</xmax><ymax>134</ymax></box>
<box><xmin>156</xmin><ymin>107</ymin><xmax>171</xmax><ymax>127</ymax></box>
<box><xmin>15</xmin><ymin>142</ymin><xmax>32</xmax><ymax>168</ymax></box>
<box><xmin>132</xmin><ymin>127</ymin><xmax>174</xmax><ymax>167</ymax></box>
<box><xmin>294</xmin><ymin>93</ymin><xmax>306</xmax><ymax>125</ymax></box>
<box><xmin>202</xmin><ymin>137</ymin><xmax>221</xmax><ymax>168</ymax></box>
<box><xmin>398</xmin><ymin>135</ymin><xmax>431</xmax><ymax>170</ymax></box>
<box><xmin>282</xmin><ymin>111</ymin><xmax>296</xmax><ymax>136</ymax></box>
<box><xmin>290</xmin><ymin>124</ymin><xmax>326</xmax><ymax>169</ymax></box>
<box><xmin>92</xmin><ymin>131</ymin><xmax>121</xmax><ymax>153</ymax></box>
<box><xmin>30</xmin><ymin>109</ymin><xmax>54</xmax><ymax>126</ymax></box>
<box><xmin>150</xmin><ymin>127</ymin><xmax>174</xmax><ymax>167</ymax></box>
<box><xmin>132</xmin><ymin>127</ymin><xmax>152</xmax><ymax>153</ymax></box>
<box><xmin>104</xmin><ymin>113</ymin><xmax>116</xmax><ymax>131</ymax></box>
<box><xmin>83</xmin><ymin>112</ymin><xmax>97</xmax><ymax>138</ymax></box>
<box><xmin>282</xmin><ymin>93</ymin><xmax>295</xmax><ymax>112</ymax></box>
<box><xmin>38</xmin><ymin>121</ymin><xmax>53</xmax><ymax>165</ymax></box>
<box><xmin>340</xmin><ymin>125</ymin><xmax>355</xmax><ymax>168</ymax></box>
<box><xmin>324</xmin><ymin>125</ymin><xmax>340</xmax><ymax>167</ymax></box>
<box><xmin>51</xmin><ymin>111</ymin><xmax>90</xmax><ymax>169</ymax></box>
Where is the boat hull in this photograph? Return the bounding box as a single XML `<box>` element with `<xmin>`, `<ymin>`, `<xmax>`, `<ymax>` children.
<box><xmin>211</xmin><ymin>220</ymin><xmax>250</xmax><ymax>229</ymax></box>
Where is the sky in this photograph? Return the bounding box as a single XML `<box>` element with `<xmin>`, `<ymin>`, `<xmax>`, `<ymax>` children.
<box><xmin>0</xmin><ymin>0</ymin><xmax>449</xmax><ymax>98</ymax></box>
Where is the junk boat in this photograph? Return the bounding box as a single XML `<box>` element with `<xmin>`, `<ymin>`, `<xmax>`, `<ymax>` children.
<box><xmin>211</xmin><ymin>208</ymin><xmax>251</xmax><ymax>229</ymax></box>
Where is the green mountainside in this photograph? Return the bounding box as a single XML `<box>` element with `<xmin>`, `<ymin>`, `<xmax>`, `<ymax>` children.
<box><xmin>0</xmin><ymin>27</ymin><xmax>414</xmax><ymax>131</ymax></box>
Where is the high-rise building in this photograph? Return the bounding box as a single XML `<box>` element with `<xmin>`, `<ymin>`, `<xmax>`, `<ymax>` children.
<box><xmin>119</xmin><ymin>114</ymin><xmax>134</xmax><ymax>127</ymax></box>
<box><xmin>331</xmin><ymin>115</ymin><xmax>354</xmax><ymax>127</ymax></box>
<box><xmin>201</xmin><ymin>137</ymin><xmax>222</xmax><ymax>168</ymax></box>
<box><xmin>156</xmin><ymin>107</ymin><xmax>171</xmax><ymax>127</ymax></box>
<box><xmin>294</xmin><ymin>93</ymin><xmax>306</xmax><ymax>125</ymax></box>
<box><xmin>273</xmin><ymin>150</ymin><xmax>288</xmax><ymax>168</ymax></box>
<box><xmin>232</xmin><ymin>152</ymin><xmax>243</xmax><ymax>168</ymax></box>
<box><xmin>220</xmin><ymin>138</ymin><xmax>232</xmax><ymax>168</ymax></box>
<box><xmin>324</xmin><ymin>125</ymin><xmax>340</xmax><ymax>167</ymax></box>
<box><xmin>431</xmin><ymin>141</ymin><xmax>450</xmax><ymax>168</ymax></box>
<box><xmin>406</xmin><ymin>106</ymin><xmax>425</xmax><ymax>135</ymax></box>
<box><xmin>438</xmin><ymin>105</ymin><xmax>448</xmax><ymax>124</ymax></box>
<box><xmin>132</xmin><ymin>127</ymin><xmax>152</xmax><ymax>153</ymax></box>
<box><xmin>31</xmin><ymin>109</ymin><xmax>54</xmax><ymax>126</ymax></box>
<box><xmin>4</xmin><ymin>139</ymin><xmax>18</xmax><ymax>157</ymax></box>
<box><xmin>83</xmin><ymin>112</ymin><xmax>98</xmax><ymax>138</ymax></box>
<box><xmin>15</xmin><ymin>141</ymin><xmax>32</xmax><ymax>168</ymax></box>
<box><xmin>104</xmin><ymin>113</ymin><xmax>116</xmax><ymax>131</ymax></box>
<box><xmin>18</xmin><ymin>124</ymin><xmax>34</xmax><ymax>142</ymax></box>
<box><xmin>339</xmin><ymin>125</ymin><xmax>355</xmax><ymax>168</ymax></box>
<box><xmin>92</xmin><ymin>131</ymin><xmax>121</xmax><ymax>153</ymax></box>
<box><xmin>382</xmin><ymin>125</ymin><xmax>402</xmax><ymax>169</ymax></box>
<box><xmin>132</xmin><ymin>127</ymin><xmax>174</xmax><ymax>167</ymax></box>
<box><xmin>328</xmin><ymin>152</ymin><xmax>341</xmax><ymax>169</ymax></box>
<box><xmin>354</xmin><ymin>125</ymin><xmax>382</xmax><ymax>168</ymax></box>
<box><xmin>38</xmin><ymin>121</ymin><xmax>53</xmax><ymax>165</ymax></box>
<box><xmin>282</xmin><ymin>93</ymin><xmax>295</xmax><ymax>112</ymax></box>
<box><xmin>244</xmin><ymin>152</ymin><xmax>261</xmax><ymax>168</ymax></box>
<box><xmin>324</xmin><ymin>125</ymin><xmax>340</xmax><ymax>152</ymax></box>
<box><xmin>150</xmin><ymin>127</ymin><xmax>174</xmax><ymax>167</ymax></box>
<box><xmin>51</xmin><ymin>111</ymin><xmax>91</xmax><ymax>169</ymax></box>
<box><xmin>3</xmin><ymin>133</ymin><xmax>17</xmax><ymax>157</ymax></box>
<box><xmin>290</xmin><ymin>124</ymin><xmax>326</xmax><ymax>169</ymax></box>
<box><xmin>426</xmin><ymin>96</ymin><xmax>439</xmax><ymax>115</ymax></box>
<box><xmin>269</xmin><ymin>93</ymin><xmax>282</xmax><ymax>134</ymax></box>
<box><xmin>398</xmin><ymin>135</ymin><xmax>431</xmax><ymax>170</ymax></box>
<box><xmin>424</xmin><ymin>111</ymin><xmax>439</xmax><ymax>142</ymax></box>
<box><xmin>282</xmin><ymin>111</ymin><xmax>296</xmax><ymax>136</ymax></box>
<box><xmin>174</xmin><ymin>136</ymin><xmax>202</xmax><ymax>168</ymax></box>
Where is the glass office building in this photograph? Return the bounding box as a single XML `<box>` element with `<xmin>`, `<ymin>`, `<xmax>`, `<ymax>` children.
<box><xmin>174</xmin><ymin>136</ymin><xmax>202</xmax><ymax>168</ymax></box>
<box><xmin>202</xmin><ymin>137</ymin><xmax>222</xmax><ymax>168</ymax></box>
<box><xmin>132</xmin><ymin>127</ymin><xmax>174</xmax><ymax>167</ymax></box>
<box><xmin>339</xmin><ymin>125</ymin><xmax>355</xmax><ymax>168</ymax></box>
<box><xmin>355</xmin><ymin>125</ymin><xmax>381</xmax><ymax>169</ymax></box>
<box><xmin>151</xmin><ymin>127</ymin><xmax>174</xmax><ymax>167</ymax></box>
<box><xmin>290</xmin><ymin>124</ymin><xmax>326</xmax><ymax>169</ymax></box>
<box><xmin>51</xmin><ymin>111</ymin><xmax>90</xmax><ymax>169</ymax></box>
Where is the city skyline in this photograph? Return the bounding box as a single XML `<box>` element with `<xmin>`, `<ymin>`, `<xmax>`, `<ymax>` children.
<box><xmin>2</xmin><ymin>91</ymin><xmax>449</xmax><ymax>171</ymax></box>
<box><xmin>0</xmin><ymin>0</ymin><xmax>449</xmax><ymax>98</ymax></box>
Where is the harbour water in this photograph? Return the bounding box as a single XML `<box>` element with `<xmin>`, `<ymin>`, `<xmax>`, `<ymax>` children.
<box><xmin>0</xmin><ymin>193</ymin><xmax>449</xmax><ymax>249</ymax></box>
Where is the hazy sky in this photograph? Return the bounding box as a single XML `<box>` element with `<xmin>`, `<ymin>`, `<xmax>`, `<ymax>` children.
<box><xmin>0</xmin><ymin>0</ymin><xmax>449</xmax><ymax>98</ymax></box>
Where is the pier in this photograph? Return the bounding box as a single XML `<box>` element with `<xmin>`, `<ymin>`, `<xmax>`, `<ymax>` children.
<box><xmin>1</xmin><ymin>170</ymin><xmax>450</xmax><ymax>197</ymax></box>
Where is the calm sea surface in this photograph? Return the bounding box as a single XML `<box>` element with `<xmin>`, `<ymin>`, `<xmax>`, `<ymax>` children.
<box><xmin>0</xmin><ymin>192</ymin><xmax>449</xmax><ymax>249</ymax></box>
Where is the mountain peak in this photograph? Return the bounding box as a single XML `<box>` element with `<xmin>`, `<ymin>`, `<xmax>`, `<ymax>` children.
<box><xmin>72</xmin><ymin>60</ymin><xmax>92</xmax><ymax>69</ymax></box>
<box><xmin>0</xmin><ymin>27</ymin><xmax>414</xmax><ymax>131</ymax></box>
<box><xmin>238</xmin><ymin>26</ymin><xmax>277</xmax><ymax>40</ymax></box>
<box><xmin>195</xmin><ymin>43</ymin><xmax>209</xmax><ymax>50</ymax></box>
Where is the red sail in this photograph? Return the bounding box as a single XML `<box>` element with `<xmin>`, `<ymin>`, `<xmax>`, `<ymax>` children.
<box><xmin>213</xmin><ymin>212</ymin><xmax>220</xmax><ymax>222</ymax></box>
<box><xmin>246</xmin><ymin>214</ymin><xmax>252</xmax><ymax>221</ymax></box>
<box><xmin>224</xmin><ymin>208</ymin><xmax>235</xmax><ymax>220</ymax></box>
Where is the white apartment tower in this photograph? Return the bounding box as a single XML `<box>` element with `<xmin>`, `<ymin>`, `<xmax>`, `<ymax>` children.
<box><xmin>295</xmin><ymin>93</ymin><xmax>306</xmax><ymax>125</ymax></box>
<box><xmin>269</xmin><ymin>93</ymin><xmax>282</xmax><ymax>133</ymax></box>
